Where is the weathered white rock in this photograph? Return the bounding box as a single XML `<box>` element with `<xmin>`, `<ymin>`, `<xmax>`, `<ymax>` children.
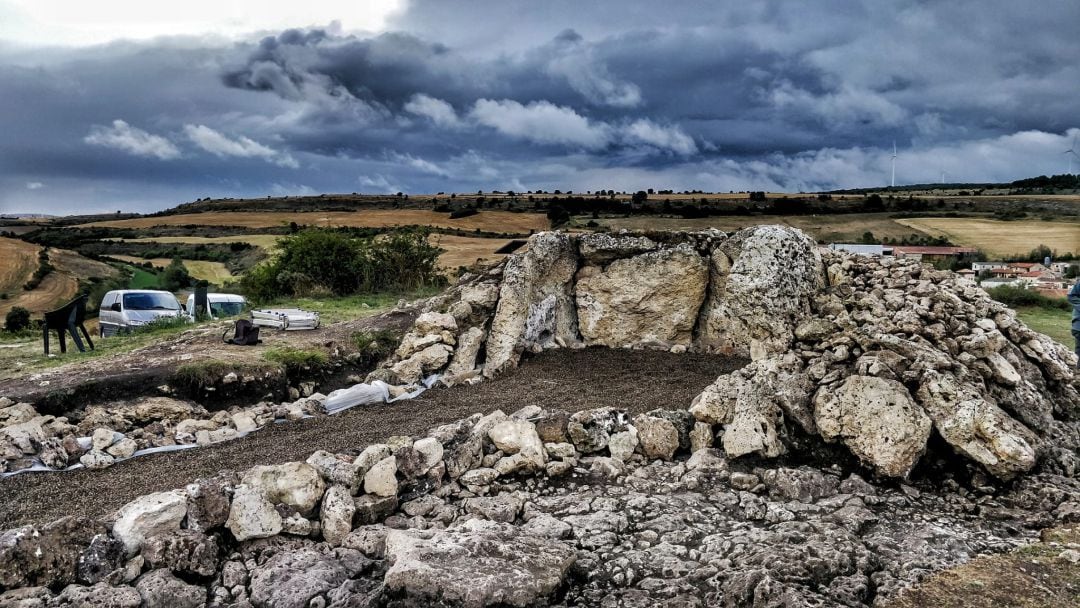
<box><xmin>575</xmin><ymin>244</ymin><xmax>707</xmax><ymax>348</ymax></box>
<box><xmin>413</xmin><ymin>437</ymin><xmax>444</xmax><ymax>473</ymax></box>
<box><xmin>384</xmin><ymin>521</ymin><xmax>576</xmax><ymax>607</ymax></box>
<box><xmin>484</xmin><ymin>232</ymin><xmax>579</xmax><ymax>376</ymax></box>
<box><xmin>106</xmin><ymin>437</ymin><xmax>138</xmax><ymax>459</ymax></box>
<box><xmin>112</xmin><ymin>491</ymin><xmax>187</xmax><ymax>556</ymax></box>
<box><xmin>696</xmin><ymin>225</ymin><xmax>824</xmax><ymax>356</ymax></box>
<box><xmin>231</xmin><ymin>412</ymin><xmax>257</xmax><ymax>434</ymax></box>
<box><xmin>320</xmin><ymin>485</ymin><xmax>356</xmax><ymax>547</ymax></box>
<box><xmin>916</xmin><ymin>370</ymin><xmax>1038</xmax><ymax>480</ymax></box>
<box><xmin>364</xmin><ymin>456</ymin><xmax>399</xmax><ymax>497</ymax></box>
<box><xmin>240</xmin><ymin>462</ymin><xmax>326</xmax><ymax>516</ymax></box>
<box><xmin>226</xmin><ymin>485</ymin><xmax>283</xmax><ymax>541</ymax></box>
<box><xmin>690</xmin><ymin>422</ymin><xmax>713</xmax><ymax>453</ymax></box>
<box><xmin>607</xmin><ymin>428</ymin><xmax>639</xmax><ymax>462</ymax></box>
<box><xmin>91</xmin><ymin>427</ymin><xmax>116</xmax><ymax>451</ymax></box>
<box><xmin>813</xmin><ymin>375</ymin><xmax>932</xmax><ymax>477</ymax></box>
<box><xmin>79</xmin><ymin>449</ymin><xmax>115</xmax><ymax>470</ymax></box>
<box><xmin>488</xmin><ymin>419</ymin><xmax>547</xmax><ymax>469</ymax></box>
<box><xmin>446</xmin><ymin>326</ymin><xmax>486</xmax><ymax>377</ymax></box>
<box><xmin>413</xmin><ymin>311</ymin><xmax>458</xmax><ymax>336</ymax></box>
<box><xmin>690</xmin><ymin>355</ymin><xmax>813</xmax><ymax>458</ymax></box>
<box><xmin>633</xmin><ymin>414</ymin><xmax>680</xmax><ymax>460</ymax></box>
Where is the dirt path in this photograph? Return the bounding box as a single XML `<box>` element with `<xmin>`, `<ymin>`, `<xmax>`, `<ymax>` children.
<box><xmin>0</xmin><ymin>348</ymin><xmax>744</xmax><ymax>528</ymax></box>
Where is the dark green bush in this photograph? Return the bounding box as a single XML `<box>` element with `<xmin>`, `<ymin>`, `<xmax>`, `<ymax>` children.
<box><xmin>4</xmin><ymin>306</ymin><xmax>31</xmax><ymax>332</ymax></box>
<box><xmin>985</xmin><ymin>285</ymin><xmax>1070</xmax><ymax>311</ymax></box>
<box><xmin>160</xmin><ymin>257</ymin><xmax>193</xmax><ymax>292</ymax></box>
<box><xmin>239</xmin><ymin>228</ymin><xmax>446</xmax><ymax>303</ymax></box>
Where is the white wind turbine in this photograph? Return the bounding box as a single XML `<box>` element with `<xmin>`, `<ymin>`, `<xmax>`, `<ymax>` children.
<box><xmin>890</xmin><ymin>141</ymin><xmax>897</xmax><ymax>188</ymax></box>
<box><xmin>1065</xmin><ymin>134</ymin><xmax>1079</xmax><ymax>175</ymax></box>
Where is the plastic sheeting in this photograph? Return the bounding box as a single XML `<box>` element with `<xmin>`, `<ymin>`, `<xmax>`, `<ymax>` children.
<box><xmin>1</xmin><ymin>375</ymin><xmax>439</xmax><ymax>477</ymax></box>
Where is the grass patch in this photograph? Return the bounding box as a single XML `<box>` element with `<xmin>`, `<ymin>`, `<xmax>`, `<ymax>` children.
<box><xmin>1014</xmin><ymin>306</ymin><xmax>1074</xmax><ymax>348</ymax></box>
<box><xmin>126</xmin><ymin>265</ymin><xmax>160</xmax><ymax>289</ymax></box>
<box><xmin>263</xmin><ymin>347</ymin><xmax>329</xmax><ymax>374</ymax></box>
<box><xmin>173</xmin><ymin>359</ymin><xmax>279</xmax><ymax>391</ymax></box>
<box><xmin>985</xmin><ymin>285</ymin><xmax>1070</xmax><ymax>311</ymax></box>
<box><xmin>258</xmin><ymin>288</ymin><xmax>441</xmax><ymax>324</ymax></box>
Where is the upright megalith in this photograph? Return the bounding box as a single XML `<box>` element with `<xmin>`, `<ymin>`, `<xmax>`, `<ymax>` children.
<box><xmin>696</xmin><ymin>225</ymin><xmax>824</xmax><ymax>357</ymax></box>
<box><xmin>484</xmin><ymin>232</ymin><xmax>579</xmax><ymax>376</ymax></box>
<box><xmin>575</xmin><ymin>244</ymin><xmax>708</xmax><ymax>348</ymax></box>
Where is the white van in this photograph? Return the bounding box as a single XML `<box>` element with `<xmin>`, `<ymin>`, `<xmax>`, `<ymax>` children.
<box><xmin>98</xmin><ymin>290</ymin><xmax>183</xmax><ymax>337</ymax></box>
<box><xmin>185</xmin><ymin>293</ymin><xmax>247</xmax><ymax>320</ymax></box>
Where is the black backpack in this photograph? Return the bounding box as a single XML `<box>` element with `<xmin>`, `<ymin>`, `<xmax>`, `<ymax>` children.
<box><xmin>222</xmin><ymin>319</ymin><xmax>261</xmax><ymax>346</ymax></box>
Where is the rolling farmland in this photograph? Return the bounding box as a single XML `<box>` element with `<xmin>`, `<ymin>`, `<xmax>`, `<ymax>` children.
<box><xmin>895</xmin><ymin>218</ymin><xmax>1080</xmax><ymax>257</ymax></box>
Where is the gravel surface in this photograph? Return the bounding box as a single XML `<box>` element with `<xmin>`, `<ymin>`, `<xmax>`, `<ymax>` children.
<box><xmin>0</xmin><ymin>348</ymin><xmax>745</xmax><ymax>528</ymax></box>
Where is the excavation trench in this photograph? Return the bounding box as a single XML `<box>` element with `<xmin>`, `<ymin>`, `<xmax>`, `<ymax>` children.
<box><xmin>0</xmin><ymin>347</ymin><xmax>745</xmax><ymax>528</ymax></box>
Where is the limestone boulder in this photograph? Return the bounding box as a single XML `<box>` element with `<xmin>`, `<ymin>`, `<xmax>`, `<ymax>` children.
<box><xmin>484</xmin><ymin>232</ymin><xmax>579</xmax><ymax>376</ymax></box>
<box><xmin>140</xmin><ymin>529</ymin><xmax>219</xmax><ymax>577</ymax></box>
<box><xmin>249</xmin><ymin>547</ymin><xmax>371</xmax><ymax>608</ymax></box>
<box><xmin>567</xmin><ymin>408</ymin><xmax>631</xmax><ymax>454</ymax></box>
<box><xmin>320</xmin><ymin>485</ymin><xmax>356</xmax><ymax>548</ymax></box>
<box><xmin>633</xmin><ymin>414</ymin><xmax>680</xmax><ymax>460</ymax></box>
<box><xmin>575</xmin><ymin>244</ymin><xmax>707</xmax><ymax>348</ymax></box>
<box><xmin>135</xmin><ymin>569</ymin><xmax>206</xmax><ymax>608</ymax></box>
<box><xmin>446</xmin><ymin>326</ymin><xmax>486</xmax><ymax>377</ymax></box>
<box><xmin>384</xmin><ymin>521</ymin><xmax>576</xmax><ymax>607</ymax></box>
<box><xmin>364</xmin><ymin>456</ymin><xmax>398</xmax><ymax>497</ymax></box>
<box><xmin>696</xmin><ymin>225</ymin><xmax>824</xmax><ymax>356</ymax></box>
<box><xmin>813</xmin><ymin>375</ymin><xmax>932</xmax><ymax>477</ymax></box>
<box><xmin>690</xmin><ymin>355</ymin><xmax>814</xmax><ymax>459</ymax></box>
<box><xmin>488</xmin><ymin>419</ymin><xmax>547</xmax><ymax>469</ymax></box>
<box><xmin>112</xmin><ymin>491</ymin><xmax>188</xmax><ymax>557</ymax></box>
<box><xmin>577</xmin><ymin>232</ymin><xmax>658</xmax><ymax>265</ymax></box>
<box><xmin>0</xmin><ymin>517</ymin><xmax>109</xmax><ymax>589</ymax></box>
<box><xmin>915</xmin><ymin>370</ymin><xmax>1038</xmax><ymax>480</ymax></box>
<box><xmin>226</xmin><ymin>485</ymin><xmax>283</xmax><ymax>541</ymax></box>
<box><xmin>240</xmin><ymin>462</ymin><xmax>326</xmax><ymax>516</ymax></box>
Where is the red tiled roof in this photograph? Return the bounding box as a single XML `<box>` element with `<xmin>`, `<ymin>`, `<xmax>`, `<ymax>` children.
<box><xmin>1020</xmin><ymin>271</ymin><xmax>1044</xmax><ymax>278</ymax></box>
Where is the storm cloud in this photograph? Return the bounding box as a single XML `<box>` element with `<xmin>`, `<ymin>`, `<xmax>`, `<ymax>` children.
<box><xmin>1</xmin><ymin>0</ymin><xmax>1078</xmax><ymax>213</ymax></box>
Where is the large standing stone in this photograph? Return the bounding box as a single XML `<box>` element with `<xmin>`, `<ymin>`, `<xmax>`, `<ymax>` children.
<box><xmin>112</xmin><ymin>491</ymin><xmax>187</xmax><ymax>557</ymax></box>
<box><xmin>240</xmin><ymin>462</ymin><xmax>326</xmax><ymax>516</ymax></box>
<box><xmin>696</xmin><ymin>225</ymin><xmax>824</xmax><ymax>356</ymax></box>
<box><xmin>484</xmin><ymin>232</ymin><xmax>579</xmax><ymax>376</ymax></box>
<box><xmin>575</xmin><ymin>244</ymin><xmax>708</xmax><ymax>348</ymax></box>
<box><xmin>813</xmin><ymin>376</ymin><xmax>932</xmax><ymax>477</ymax></box>
<box><xmin>384</xmin><ymin>521</ymin><xmax>576</xmax><ymax>607</ymax></box>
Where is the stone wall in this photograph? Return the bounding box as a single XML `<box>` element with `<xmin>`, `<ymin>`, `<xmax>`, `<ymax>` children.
<box><xmin>378</xmin><ymin>226</ymin><xmax>1079</xmax><ymax>483</ymax></box>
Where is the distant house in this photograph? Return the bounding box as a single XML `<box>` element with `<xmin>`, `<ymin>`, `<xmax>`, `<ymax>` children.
<box><xmin>972</xmin><ymin>261</ymin><xmax>1008</xmax><ymax>272</ymax></box>
<box><xmin>988</xmin><ymin>268</ymin><xmax>1024</xmax><ymax>277</ymax></box>
<box><xmin>956</xmin><ymin>269</ymin><xmax>976</xmax><ymax>276</ymax></box>
<box><xmin>1049</xmin><ymin>261</ymin><xmax>1075</xmax><ymax>274</ymax></box>
<box><xmin>891</xmin><ymin>245</ymin><xmax>978</xmax><ymax>264</ymax></box>
<box><xmin>828</xmin><ymin>244</ymin><xmax>887</xmax><ymax>256</ymax></box>
<box><xmin>1006</xmin><ymin>262</ymin><xmax>1048</xmax><ymax>273</ymax></box>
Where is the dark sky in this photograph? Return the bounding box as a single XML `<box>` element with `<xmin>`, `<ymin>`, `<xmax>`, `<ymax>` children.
<box><xmin>1</xmin><ymin>0</ymin><xmax>1078</xmax><ymax>214</ymax></box>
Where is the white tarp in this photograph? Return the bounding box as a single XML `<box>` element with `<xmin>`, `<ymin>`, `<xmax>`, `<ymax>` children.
<box><xmin>1</xmin><ymin>375</ymin><xmax>438</xmax><ymax>477</ymax></box>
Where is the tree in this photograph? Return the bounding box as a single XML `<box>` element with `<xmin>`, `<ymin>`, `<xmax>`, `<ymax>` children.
<box><xmin>631</xmin><ymin>190</ymin><xmax>648</xmax><ymax>206</ymax></box>
<box><xmin>160</xmin><ymin>258</ymin><xmax>193</xmax><ymax>292</ymax></box>
<box><xmin>860</xmin><ymin>231</ymin><xmax>876</xmax><ymax>244</ymax></box>
<box><xmin>4</xmin><ymin>307</ymin><xmax>31</xmax><ymax>332</ymax></box>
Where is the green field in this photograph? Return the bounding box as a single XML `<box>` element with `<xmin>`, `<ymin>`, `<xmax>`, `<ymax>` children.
<box><xmin>126</xmin><ymin>265</ymin><xmax>161</xmax><ymax>289</ymax></box>
<box><xmin>1014</xmin><ymin>306</ymin><xmax>1073</xmax><ymax>349</ymax></box>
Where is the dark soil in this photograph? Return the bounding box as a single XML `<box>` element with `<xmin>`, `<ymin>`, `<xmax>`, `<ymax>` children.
<box><xmin>0</xmin><ymin>348</ymin><xmax>745</xmax><ymax>528</ymax></box>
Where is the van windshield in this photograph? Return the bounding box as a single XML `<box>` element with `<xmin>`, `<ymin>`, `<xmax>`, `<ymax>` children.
<box><xmin>123</xmin><ymin>293</ymin><xmax>179</xmax><ymax>311</ymax></box>
<box><xmin>210</xmin><ymin>302</ymin><xmax>246</xmax><ymax>317</ymax></box>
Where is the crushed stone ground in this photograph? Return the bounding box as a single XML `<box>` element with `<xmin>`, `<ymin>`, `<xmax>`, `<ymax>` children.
<box><xmin>0</xmin><ymin>348</ymin><xmax>744</xmax><ymax>528</ymax></box>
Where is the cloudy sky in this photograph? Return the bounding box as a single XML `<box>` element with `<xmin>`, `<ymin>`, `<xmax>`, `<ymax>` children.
<box><xmin>1</xmin><ymin>0</ymin><xmax>1078</xmax><ymax>214</ymax></box>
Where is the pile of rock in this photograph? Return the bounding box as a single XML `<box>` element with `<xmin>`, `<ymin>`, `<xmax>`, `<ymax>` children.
<box><xmin>3</xmin><ymin>403</ymin><xmax>1077</xmax><ymax>606</ymax></box>
<box><xmin>0</xmin><ymin>392</ymin><xmax>329</xmax><ymax>474</ymax></box>
<box><xmin>376</xmin><ymin>227</ymin><xmax>1078</xmax><ymax>483</ymax></box>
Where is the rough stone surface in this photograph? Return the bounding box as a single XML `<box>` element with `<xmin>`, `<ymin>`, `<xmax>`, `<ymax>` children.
<box><xmin>240</xmin><ymin>462</ymin><xmax>326</xmax><ymax>516</ymax></box>
<box><xmin>320</xmin><ymin>485</ymin><xmax>356</xmax><ymax>548</ymax></box>
<box><xmin>384</xmin><ymin>521</ymin><xmax>576</xmax><ymax>607</ymax></box>
<box><xmin>632</xmin><ymin>414</ymin><xmax>680</xmax><ymax>460</ymax></box>
<box><xmin>813</xmin><ymin>375</ymin><xmax>933</xmax><ymax>477</ymax></box>
<box><xmin>135</xmin><ymin>569</ymin><xmax>206</xmax><ymax>608</ymax></box>
<box><xmin>0</xmin><ymin>517</ymin><xmax>107</xmax><ymax>589</ymax></box>
<box><xmin>484</xmin><ymin>232</ymin><xmax>579</xmax><ymax>375</ymax></box>
<box><xmin>226</xmin><ymin>485</ymin><xmax>283</xmax><ymax>541</ymax></box>
<box><xmin>575</xmin><ymin>245</ymin><xmax>708</xmax><ymax>348</ymax></box>
<box><xmin>111</xmin><ymin>491</ymin><xmax>187</xmax><ymax>557</ymax></box>
<box><xmin>140</xmin><ymin>529</ymin><xmax>219</xmax><ymax>577</ymax></box>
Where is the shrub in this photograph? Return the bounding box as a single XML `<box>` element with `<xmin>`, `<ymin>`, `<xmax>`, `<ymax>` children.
<box><xmin>160</xmin><ymin>257</ymin><xmax>193</xmax><ymax>292</ymax></box>
<box><xmin>350</xmin><ymin>329</ymin><xmax>401</xmax><ymax>368</ymax></box>
<box><xmin>985</xmin><ymin>285</ymin><xmax>1070</xmax><ymax>311</ymax></box>
<box><xmin>4</xmin><ymin>307</ymin><xmax>31</xmax><ymax>332</ymax></box>
<box><xmin>239</xmin><ymin>228</ymin><xmax>446</xmax><ymax>303</ymax></box>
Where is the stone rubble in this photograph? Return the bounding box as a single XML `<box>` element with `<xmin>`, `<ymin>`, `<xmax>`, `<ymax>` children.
<box><xmin>1</xmin><ymin>403</ymin><xmax>1076</xmax><ymax>607</ymax></box>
